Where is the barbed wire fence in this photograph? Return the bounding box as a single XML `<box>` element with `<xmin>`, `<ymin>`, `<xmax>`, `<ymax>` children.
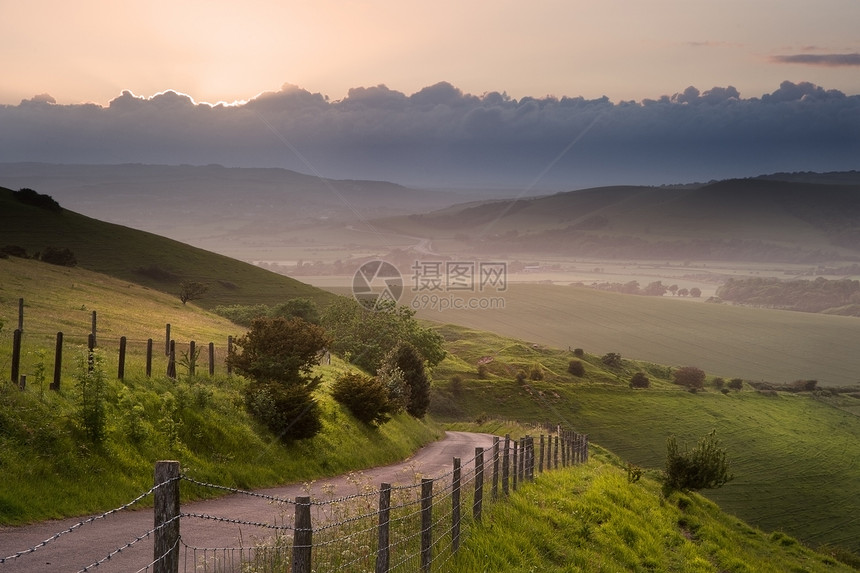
<box><xmin>1</xmin><ymin>430</ymin><xmax>589</xmax><ymax>573</ymax></box>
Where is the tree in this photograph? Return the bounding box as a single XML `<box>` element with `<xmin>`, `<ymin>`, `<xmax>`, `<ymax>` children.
<box><xmin>601</xmin><ymin>352</ymin><xmax>622</xmax><ymax>368</ymax></box>
<box><xmin>331</xmin><ymin>371</ymin><xmax>396</xmax><ymax>426</ymax></box>
<box><xmin>179</xmin><ymin>281</ymin><xmax>208</xmax><ymax>305</ymax></box>
<box><xmin>270</xmin><ymin>298</ymin><xmax>321</xmax><ymax>325</ymax></box>
<box><xmin>728</xmin><ymin>378</ymin><xmax>744</xmax><ymax>391</ymax></box>
<box><xmin>40</xmin><ymin>246</ymin><xmax>77</xmax><ymax>267</ymax></box>
<box><xmin>227</xmin><ymin>317</ymin><xmax>330</xmax><ymax>440</ymax></box>
<box><xmin>673</xmin><ymin>366</ymin><xmax>706</xmax><ymax>390</ymax></box>
<box><xmin>690</xmin><ymin>287</ymin><xmax>702</xmax><ymax>298</ymax></box>
<box><xmin>663</xmin><ymin>430</ymin><xmax>733</xmax><ymax>494</ymax></box>
<box><xmin>668</xmin><ymin>284</ymin><xmax>679</xmax><ymax>296</ymax></box>
<box><xmin>643</xmin><ymin>281</ymin><xmax>668</xmax><ymax>296</ymax></box>
<box><xmin>322</xmin><ymin>297</ymin><xmax>445</xmax><ymax>373</ymax></box>
<box><xmin>630</xmin><ymin>372</ymin><xmax>650</xmax><ymax>388</ymax></box>
<box><xmin>568</xmin><ymin>359</ymin><xmax>585</xmax><ymax>377</ymax></box>
<box><xmin>677</xmin><ymin>287</ymin><xmax>690</xmax><ymax>297</ymax></box>
<box><xmin>383</xmin><ymin>342</ymin><xmax>431</xmax><ymax>418</ymax></box>
<box><xmin>227</xmin><ymin>317</ymin><xmax>329</xmax><ymax>385</ymax></box>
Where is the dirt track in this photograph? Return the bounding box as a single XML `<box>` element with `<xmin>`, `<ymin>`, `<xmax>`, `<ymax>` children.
<box><xmin>0</xmin><ymin>431</ymin><xmax>495</xmax><ymax>572</ymax></box>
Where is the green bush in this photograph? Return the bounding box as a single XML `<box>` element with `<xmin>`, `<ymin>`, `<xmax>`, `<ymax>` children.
<box><xmin>244</xmin><ymin>380</ymin><xmax>322</xmax><ymax>441</ymax></box>
<box><xmin>673</xmin><ymin>366</ymin><xmax>706</xmax><ymax>390</ymax></box>
<box><xmin>728</xmin><ymin>378</ymin><xmax>744</xmax><ymax>391</ymax></box>
<box><xmin>601</xmin><ymin>352</ymin><xmax>622</xmax><ymax>368</ymax></box>
<box><xmin>630</xmin><ymin>372</ymin><xmax>650</xmax><ymax>389</ymax></box>
<box><xmin>331</xmin><ymin>371</ymin><xmax>394</xmax><ymax>426</ymax></box>
<box><xmin>573</xmin><ymin>348</ymin><xmax>584</xmax><ymax>357</ymax></box>
<box><xmin>529</xmin><ymin>364</ymin><xmax>544</xmax><ymax>381</ymax></box>
<box><xmin>567</xmin><ymin>359</ymin><xmax>585</xmax><ymax>377</ymax></box>
<box><xmin>663</xmin><ymin>430</ymin><xmax>733</xmax><ymax>494</ymax></box>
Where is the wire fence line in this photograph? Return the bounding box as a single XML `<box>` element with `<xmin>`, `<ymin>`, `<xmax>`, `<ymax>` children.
<box><xmin>0</xmin><ymin>430</ymin><xmax>589</xmax><ymax>573</ymax></box>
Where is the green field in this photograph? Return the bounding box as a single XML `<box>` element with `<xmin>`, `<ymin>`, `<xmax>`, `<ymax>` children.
<box><xmin>416</xmin><ymin>282</ymin><xmax>860</xmax><ymax>387</ymax></box>
<box><xmin>430</xmin><ymin>324</ymin><xmax>860</xmax><ymax>552</ymax></box>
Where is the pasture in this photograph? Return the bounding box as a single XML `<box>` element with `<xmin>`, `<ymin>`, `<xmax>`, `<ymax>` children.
<box><xmin>415</xmin><ymin>282</ymin><xmax>860</xmax><ymax>387</ymax></box>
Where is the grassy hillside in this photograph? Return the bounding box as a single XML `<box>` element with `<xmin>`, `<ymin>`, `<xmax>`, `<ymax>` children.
<box><xmin>0</xmin><ymin>257</ymin><xmax>441</xmax><ymax>524</ymax></box>
<box><xmin>431</xmin><ymin>324</ymin><xmax>860</xmax><ymax>553</ymax></box>
<box><xmin>452</xmin><ymin>448</ymin><xmax>855</xmax><ymax>572</ymax></box>
<box><xmin>0</xmin><ymin>186</ymin><xmax>333</xmax><ymax>309</ymax></box>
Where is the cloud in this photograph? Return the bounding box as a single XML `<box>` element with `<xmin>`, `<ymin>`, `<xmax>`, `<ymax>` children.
<box><xmin>1</xmin><ymin>81</ymin><xmax>858</xmax><ymax>189</ymax></box>
<box><xmin>770</xmin><ymin>53</ymin><xmax>860</xmax><ymax>67</ymax></box>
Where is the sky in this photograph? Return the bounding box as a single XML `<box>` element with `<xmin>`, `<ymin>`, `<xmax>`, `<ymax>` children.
<box><xmin>2</xmin><ymin>0</ymin><xmax>860</xmax><ymax>189</ymax></box>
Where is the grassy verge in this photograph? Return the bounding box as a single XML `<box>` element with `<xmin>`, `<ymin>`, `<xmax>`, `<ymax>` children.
<box><xmin>450</xmin><ymin>448</ymin><xmax>855</xmax><ymax>572</ymax></box>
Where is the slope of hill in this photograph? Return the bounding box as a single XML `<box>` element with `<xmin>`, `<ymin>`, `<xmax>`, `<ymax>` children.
<box><xmin>377</xmin><ymin>174</ymin><xmax>860</xmax><ymax>263</ymax></box>
<box><xmin>0</xmin><ymin>186</ymin><xmax>333</xmax><ymax>309</ymax></box>
<box><xmin>0</xmin><ymin>162</ymin><xmax>486</xmax><ymax>257</ymax></box>
<box><xmin>453</xmin><ymin>451</ymin><xmax>856</xmax><ymax>572</ymax></box>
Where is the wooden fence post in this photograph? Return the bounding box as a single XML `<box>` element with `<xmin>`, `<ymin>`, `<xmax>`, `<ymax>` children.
<box><xmin>17</xmin><ymin>297</ymin><xmax>24</xmax><ymax>332</ymax></box>
<box><xmin>227</xmin><ymin>336</ymin><xmax>233</xmax><ymax>375</ymax></box>
<box><xmin>87</xmin><ymin>333</ymin><xmax>95</xmax><ymax>372</ymax></box>
<box><xmin>492</xmin><ymin>436</ymin><xmax>500</xmax><ymax>500</ymax></box>
<box><xmin>474</xmin><ymin>447</ymin><xmax>484</xmax><ymax>522</ymax></box>
<box><xmin>539</xmin><ymin>435</ymin><xmax>545</xmax><ymax>474</ymax></box>
<box><xmin>512</xmin><ymin>440</ymin><xmax>518</xmax><ymax>491</ymax></box>
<box><xmin>554</xmin><ymin>435</ymin><xmax>559</xmax><ymax>469</ymax></box>
<box><xmin>146</xmin><ymin>339</ymin><xmax>153</xmax><ymax>378</ymax></box>
<box><xmin>118</xmin><ymin>336</ymin><xmax>127</xmax><ymax>380</ymax></box>
<box><xmin>375</xmin><ymin>483</ymin><xmax>391</xmax><ymax>573</ymax></box>
<box><xmin>19</xmin><ymin>375</ymin><xmax>26</xmax><ymax>390</ymax></box>
<box><xmin>11</xmin><ymin>329</ymin><xmax>22</xmax><ymax>385</ymax></box>
<box><xmin>153</xmin><ymin>460</ymin><xmax>180</xmax><ymax>573</ymax></box>
<box><xmin>91</xmin><ymin>311</ymin><xmax>97</xmax><ymax>348</ymax></box>
<box><xmin>208</xmin><ymin>342</ymin><xmax>215</xmax><ymax>377</ymax></box>
<box><xmin>561</xmin><ymin>431</ymin><xmax>567</xmax><ymax>467</ymax></box>
<box><xmin>420</xmin><ymin>479</ymin><xmax>433</xmax><ymax>573</ymax></box>
<box><xmin>502</xmin><ymin>434</ymin><xmax>510</xmax><ymax>496</ymax></box>
<box><xmin>452</xmin><ymin>457</ymin><xmax>461</xmax><ymax>553</ymax></box>
<box><xmin>165</xmin><ymin>324</ymin><xmax>171</xmax><ymax>356</ymax></box>
<box><xmin>293</xmin><ymin>496</ymin><xmax>312</xmax><ymax>573</ymax></box>
<box><xmin>51</xmin><ymin>331</ymin><xmax>62</xmax><ymax>391</ymax></box>
<box><xmin>188</xmin><ymin>341</ymin><xmax>196</xmax><ymax>377</ymax></box>
<box><xmin>167</xmin><ymin>340</ymin><xmax>176</xmax><ymax>380</ymax></box>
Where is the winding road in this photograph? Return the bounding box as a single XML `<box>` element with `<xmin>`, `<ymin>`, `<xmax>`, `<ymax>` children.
<box><xmin>0</xmin><ymin>431</ymin><xmax>495</xmax><ymax>573</ymax></box>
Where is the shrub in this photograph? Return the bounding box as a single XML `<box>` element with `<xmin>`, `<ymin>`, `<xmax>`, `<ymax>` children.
<box><xmin>13</xmin><ymin>188</ymin><xmax>61</xmax><ymax>212</ymax></box>
<box><xmin>789</xmin><ymin>379</ymin><xmax>818</xmax><ymax>392</ymax></box>
<box><xmin>711</xmin><ymin>377</ymin><xmax>725</xmax><ymax>390</ymax></box>
<box><xmin>244</xmin><ymin>380</ymin><xmax>322</xmax><ymax>440</ymax></box>
<box><xmin>382</xmin><ymin>342</ymin><xmax>430</xmax><ymax>418</ymax></box>
<box><xmin>331</xmin><ymin>371</ymin><xmax>394</xmax><ymax>426</ymax></box>
<box><xmin>673</xmin><ymin>366</ymin><xmax>706</xmax><ymax>390</ymax></box>
<box><xmin>630</xmin><ymin>372</ymin><xmax>650</xmax><ymax>388</ymax></box>
<box><xmin>601</xmin><ymin>352</ymin><xmax>622</xmax><ymax>368</ymax></box>
<box><xmin>39</xmin><ymin>246</ymin><xmax>77</xmax><ymax>267</ymax></box>
<box><xmin>567</xmin><ymin>360</ymin><xmax>585</xmax><ymax>377</ymax></box>
<box><xmin>728</xmin><ymin>378</ymin><xmax>744</xmax><ymax>391</ymax></box>
<box><xmin>573</xmin><ymin>348</ymin><xmax>584</xmax><ymax>357</ymax></box>
<box><xmin>663</xmin><ymin>430</ymin><xmax>733</xmax><ymax>494</ymax></box>
<box><xmin>449</xmin><ymin>374</ymin><xmax>464</xmax><ymax>396</ymax></box>
<box><xmin>515</xmin><ymin>370</ymin><xmax>527</xmax><ymax>384</ymax></box>
<box><xmin>74</xmin><ymin>349</ymin><xmax>107</xmax><ymax>445</ymax></box>
<box><xmin>529</xmin><ymin>364</ymin><xmax>544</xmax><ymax>381</ymax></box>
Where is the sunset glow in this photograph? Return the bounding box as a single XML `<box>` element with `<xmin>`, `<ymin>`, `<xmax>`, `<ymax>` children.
<box><xmin>2</xmin><ymin>0</ymin><xmax>859</xmax><ymax>106</ymax></box>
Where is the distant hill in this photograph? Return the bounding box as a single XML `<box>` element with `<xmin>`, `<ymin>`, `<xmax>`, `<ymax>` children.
<box><xmin>377</xmin><ymin>173</ymin><xmax>860</xmax><ymax>263</ymax></box>
<box><xmin>0</xmin><ymin>162</ymin><xmax>489</xmax><ymax>256</ymax></box>
<box><xmin>0</xmin><ymin>186</ymin><xmax>334</xmax><ymax>309</ymax></box>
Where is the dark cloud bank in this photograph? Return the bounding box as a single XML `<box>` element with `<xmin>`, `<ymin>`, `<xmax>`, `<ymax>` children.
<box><xmin>2</xmin><ymin>80</ymin><xmax>858</xmax><ymax>189</ymax></box>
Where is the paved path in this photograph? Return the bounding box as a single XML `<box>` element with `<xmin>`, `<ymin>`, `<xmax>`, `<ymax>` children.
<box><xmin>0</xmin><ymin>431</ymin><xmax>495</xmax><ymax>572</ymax></box>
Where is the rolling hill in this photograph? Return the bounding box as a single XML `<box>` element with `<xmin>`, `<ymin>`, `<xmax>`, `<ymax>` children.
<box><xmin>376</xmin><ymin>174</ymin><xmax>860</xmax><ymax>263</ymax></box>
<box><xmin>0</xmin><ymin>185</ymin><xmax>333</xmax><ymax>309</ymax></box>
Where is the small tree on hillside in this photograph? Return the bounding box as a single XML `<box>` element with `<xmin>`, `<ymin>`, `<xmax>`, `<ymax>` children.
<box><xmin>673</xmin><ymin>366</ymin><xmax>706</xmax><ymax>390</ymax></box>
<box><xmin>331</xmin><ymin>371</ymin><xmax>395</xmax><ymax>426</ymax></box>
<box><xmin>179</xmin><ymin>281</ymin><xmax>208</xmax><ymax>305</ymax></box>
<box><xmin>383</xmin><ymin>342</ymin><xmax>431</xmax><ymax>418</ymax></box>
<box><xmin>663</xmin><ymin>430</ymin><xmax>733</xmax><ymax>494</ymax></box>
<box><xmin>601</xmin><ymin>352</ymin><xmax>622</xmax><ymax>368</ymax></box>
<box><xmin>568</xmin><ymin>359</ymin><xmax>585</xmax><ymax>377</ymax></box>
<box><xmin>630</xmin><ymin>372</ymin><xmax>650</xmax><ymax>388</ymax></box>
<box><xmin>728</xmin><ymin>378</ymin><xmax>744</xmax><ymax>391</ymax></box>
<box><xmin>227</xmin><ymin>317</ymin><xmax>330</xmax><ymax>440</ymax></box>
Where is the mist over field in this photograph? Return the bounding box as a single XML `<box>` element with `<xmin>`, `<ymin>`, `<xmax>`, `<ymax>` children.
<box><xmin>2</xmin><ymin>80</ymin><xmax>859</xmax><ymax>189</ymax></box>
